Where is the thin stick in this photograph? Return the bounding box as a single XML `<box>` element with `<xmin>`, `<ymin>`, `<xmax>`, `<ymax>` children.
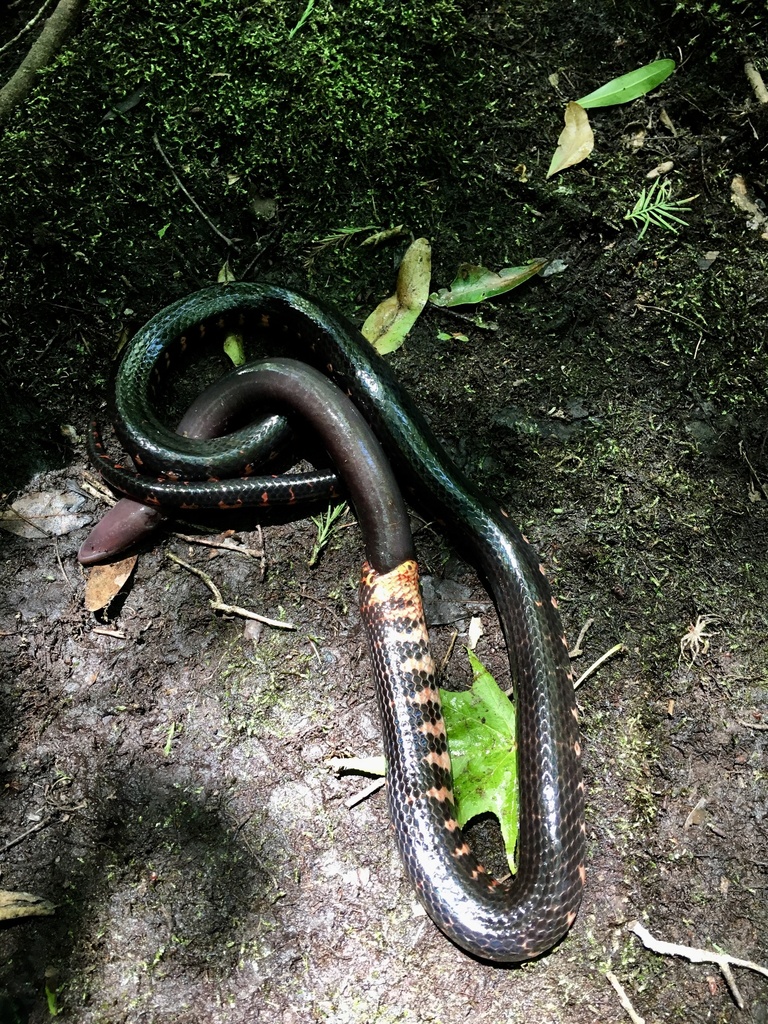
<box><xmin>629</xmin><ymin>920</ymin><xmax>768</xmax><ymax>1010</ymax></box>
<box><xmin>569</xmin><ymin>616</ymin><xmax>594</xmax><ymax>657</ymax></box>
<box><xmin>745</xmin><ymin>61</ymin><xmax>768</xmax><ymax>105</ymax></box>
<box><xmin>0</xmin><ymin>0</ymin><xmax>55</xmax><ymax>57</ymax></box>
<box><xmin>1</xmin><ymin>815</ymin><xmax>57</xmax><ymax>855</ymax></box>
<box><xmin>80</xmin><ymin>477</ymin><xmax>117</xmax><ymax>505</ymax></box>
<box><xmin>92</xmin><ymin>626</ymin><xmax>126</xmax><ymax>639</ymax></box>
<box><xmin>635</xmin><ymin>303</ymin><xmax>707</xmax><ymax>332</ymax></box>
<box><xmin>0</xmin><ymin>0</ymin><xmax>84</xmax><ymax>124</ymax></box>
<box><xmin>605</xmin><ymin>971</ymin><xmax>645</xmax><ymax>1024</ymax></box>
<box><xmin>173</xmin><ymin>531</ymin><xmax>264</xmax><ymax>559</ymax></box>
<box><xmin>438</xmin><ymin>629</ymin><xmax>459</xmax><ymax>679</ymax></box>
<box><xmin>574</xmin><ymin>643</ymin><xmax>625</xmax><ymax>689</ymax></box>
<box><xmin>345</xmin><ymin>777</ymin><xmax>386</xmax><ymax>809</ymax></box>
<box><xmin>739</xmin><ymin>440</ymin><xmax>768</xmax><ymax>501</ymax></box>
<box><xmin>167</xmin><ymin>551</ymin><xmax>295</xmax><ymax>630</ymax></box>
<box><xmin>152</xmin><ymin>132</ymin><xmax>239</xmax><ymax>250</ymax></box>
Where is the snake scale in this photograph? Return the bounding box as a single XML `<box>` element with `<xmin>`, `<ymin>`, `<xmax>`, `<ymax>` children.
<box><xmin>82</xmin><ymin>282</ymin><xmax>585</xmax><ymax>961</ymax></box>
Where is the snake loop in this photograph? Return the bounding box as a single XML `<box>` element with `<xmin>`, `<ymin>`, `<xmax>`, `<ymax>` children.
<box><xmin>83</xmin><ymin>282</ymin><xmax>585</xmax><ymax>961</ymax></box>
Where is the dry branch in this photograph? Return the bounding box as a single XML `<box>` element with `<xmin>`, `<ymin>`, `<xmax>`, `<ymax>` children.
<box><xmin>0</xmin><ymin>0</ymin><xmax>85</xmax><ymax>125</ymax></box>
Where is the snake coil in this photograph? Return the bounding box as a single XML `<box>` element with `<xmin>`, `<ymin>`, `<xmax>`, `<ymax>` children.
<box><xmin>83</xmin><ymin>282</ymin><xmax>585</xmax><ymax>961</ymax></box>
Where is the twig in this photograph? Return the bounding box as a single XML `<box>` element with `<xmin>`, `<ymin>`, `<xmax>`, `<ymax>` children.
<box><xmin>0</xmin><ymin>0</ymin><xmax>85</xmax><ymax>124</ymax></box>
<box><xmin>92</xmin><ymin>626</ymin><xmax>126</xmax><ymax>639</ymax></box>
<box><xmin>0</xmin><ymin>0</ymin><xmax>55</xmax><ymax>57</ymax></box>
<box><xmin>635</xmin><ymin>303</ymin><xmax>708</xmax><ymax>333</ymax></box>
<box><xmin>1</xmin><ymin>814</ymin><xmax>58</xmax><ymax>855</ymax></box>
<box><xmin>438</xmin><ymin>629</ymin><xmax>459</xmax><ymax>679</ymax></box>
<box><xmin>569</xmin><ymin>617</ymin><xmax>594</xmax><ymax>658</ymax></box>
<box><xmin>152</xmin><ymin>132</ymin><xmax>240</xmax><ymax>249</ymax></box>
<box><xmin>173</xmin><ymin>530</ymin><xmax>264</xmax><ymax>559</ymax></box>
<box><xmin>739</xmin><ymin>440</ymin><xmax>768</xmax><ymax>501</ymax></box>
<box><xmin>605</xmin><ymin>970</ymin><xmax>645</xmax><ymax>1024</ymax></box>
<box><xmin>574</xmin><ymin>643</ymin><xmax>626</xmax><ymax>689</ymax></box>
<box><xmin>738</xmin><ymin>718</ymin><xmax>768</xmax><ymax>731</ymax></box>
<box><xmin>299</xmin><ymin>589</ymin><xmax>345</xmax><ymax>628</ymax></box>
<box><xmin>53</xmin><ymin>537</ymin><xmax>73</xmax><ymax>589</ymax></box>
<box><xmin>80</xmin><ymin>472</ymin><xmax>117</xmax><ymax>505</ymax></box>
<box><xmin>166</xmin><ymin>550</ymin><xmax>295</xmax><ymax>630</ymax></box>
<box><xmin>629</xmin><ymin>920</ymin><xmax>768</xmax><ymax>1010</ymax></box>
<box><xmin>745</xmin><ymin>61</ymin><xmax>768</xmax><ymax>105</ymax></box>
<box><xmin>345</xmin><ymin>777</ymin><xmax>386</xmax><ymax>809</ymax></box>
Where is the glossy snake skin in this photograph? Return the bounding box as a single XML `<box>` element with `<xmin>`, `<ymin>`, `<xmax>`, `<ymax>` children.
<box><xmin>84</xmin><ymin>282</ymin><xmax>585</xmax><ymax>961</ymax></box>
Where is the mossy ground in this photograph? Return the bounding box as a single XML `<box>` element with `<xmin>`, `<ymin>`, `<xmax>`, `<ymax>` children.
<box><xmin>1</xmin><ymin>2</ymin><xmax>767</xmax><ymax>1022</ymax></box>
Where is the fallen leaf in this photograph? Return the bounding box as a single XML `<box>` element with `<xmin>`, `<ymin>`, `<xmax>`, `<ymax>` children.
<box><xmin>467</xmin><ymin>616</ymin><xmax>484</xmax><ymax>650</ymax></box>
<box><xmin>625</xmin><ymin>128</ymin><xmax>646</xmax><ymax>151</ymax></box>
<box><xmin>660</xmin><ymin>107</ymin><xmax>677</xmax><ymax>134</ymax></box>
<box><xmin>576</xmin><ymin>59</ymin><xmax>676</xmax><ymax>108</ymax></box>
<box><xmin>362</xmin><ymin>237</ymin><xmax>431</xmax><ymax>355</ymax></box>
<box><xmin>360</xmin><ymin>224</ymin><xmax>405</xmax><ymax>246</ymax></box>
<box><xmin>250</xmin><ymin>197</ymin><xmax>278</xmax><ymax>220</ymax></box>
<box><xmin>0</xmin><ymin>890</ymin><xmax>56</xmax><ymax>921</ymax></box>
<box><xmin>430</xmin><ymin>259</ymin><xmax>547</xmax><ymax>307</ymax></box>
<box><xmin>84</xmin><ymin>554</ymin><xmax>138</xmax><ymax>612</ymax></box>
<box><xmin>546</xmin><ymin>102</ymin><xmax>594</xmax><ymax>178</ymax></box>
<box><xmin>697</xmin><ymin>250</ymin><xmax>719</xmax><ymax>270</ymax></box>
<box><xmin>647</xmin><ymin>160</ymin><xmax>674</xmax><ymax>179</ymax></box>
<box><xmin>223</xmin><ymin>332</ymin><xmax>246</xmax><ymax>366</ymax></box>
<box><xmin>0</xmin><ymin>491</ymin><xmax>90</xmax><ymax>539</ymax></box>
<box><xmin>731</xmin><ymin>174</ymin><xmax>768</xmax><ymax>233</ymax></box>
<box><xmin>684</xmin><ymin>796</ymin><xmax>709</xmax><ymax>828</ymax></box>
<box><xmin>441</xmin><ymin>653</ymin><xmax>519</xmax><ymax>871</ymax></box>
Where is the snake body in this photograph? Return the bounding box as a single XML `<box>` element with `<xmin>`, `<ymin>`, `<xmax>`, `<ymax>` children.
<box><xmin>84</xmin><ymin>282</ymin><xmax>585</xmax><ymax>961</ymax></box>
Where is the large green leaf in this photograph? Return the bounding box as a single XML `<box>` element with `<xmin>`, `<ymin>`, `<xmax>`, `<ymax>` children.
<box><xmin>429</xmin><ymin>259</ymin><xmax>546</xmax><ymax>307</ymax></box>
<box><xmin>576</xmin><ymin>59</ymin><xmax>675</xmax><ymax>109</ymax></box>
<box><xmin>440</xmin><ymin>652</ymin><xmax>519</xmax><ymax>871</ymax></box>
<box><xmin>361</xmin><ymin>237</ymin><xmax>431</xmax><ymax>354</ymax></box>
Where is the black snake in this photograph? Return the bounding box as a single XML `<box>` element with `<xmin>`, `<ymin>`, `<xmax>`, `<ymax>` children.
<box><xmin>81</xmin><ymin>282</ymin><xmax>585</xmax><ymax>961</ymax></box>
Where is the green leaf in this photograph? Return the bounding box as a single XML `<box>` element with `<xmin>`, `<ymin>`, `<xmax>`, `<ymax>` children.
<box><xmin>288</xmin><ymin>0</ymin><xmax>316</xmax><ymax>40</ymax></box>
<box><xmin>576</xmin><ymin>59</ymin><xmax>675</xmax><ymax>109</ymax></box>
<box><xmin>218</xmin><ymin>261</ymin><xmax>236</xmax><ymax>284</ymax></box>
<box><xmin>361</xmin><ymin>238</ymin><xmax>431</xmax><ymax>355</ymax></box>
<box><xmin>624</xmin><ymin>177</ymin><xmax>698</xmax><ymax>238</ymax></box>
<box><xmin>429</xmin><ymin>259</ymin><xmax>547</xmax><ymax>307</ymax></box>
<box><xmin>223</xmin><ymin>332</ymin><xmax>246</xmax><ymax>366</ymax></box>
<box><xmin>440</xmin><ymin>652</ymin><xmax>519</xmax><ymax>871</ymax></box>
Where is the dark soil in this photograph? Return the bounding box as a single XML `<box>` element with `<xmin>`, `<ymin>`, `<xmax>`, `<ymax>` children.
<box><xmin>2</xmin><ymin>3</ymin><xmax>768</xmax><ymax>1022</ymax></box>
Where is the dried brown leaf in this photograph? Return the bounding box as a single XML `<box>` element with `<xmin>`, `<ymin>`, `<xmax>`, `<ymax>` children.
<box><xmin>546</xmin><ymin>102</ymin><xmax>594</xmax><ymax>178</ymax></box>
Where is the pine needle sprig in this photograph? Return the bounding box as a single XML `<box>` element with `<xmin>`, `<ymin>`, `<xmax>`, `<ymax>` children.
<box><xmin>625</xmin><ymin>178</ymin><xmax>699</xmax><ymax>238</ymax></box>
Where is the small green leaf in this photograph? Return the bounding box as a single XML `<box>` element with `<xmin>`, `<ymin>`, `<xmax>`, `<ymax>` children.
<box><xmin>218</xmin><ymin>261</ymin><xmax>236</xmax><ymax>283</ymax></box>
<box><xmin>157</xmin><ymin>223</ymin><xmax>171</xmax><ymax>239</ymax></box>
<box><xmin>624</xmin><ymin>177</ymin><xmax>698</xmax><ymax>238</ymax></box>
<box><xmin>440</xmin><ymin>652</ymin><xmax>519</xmax><ymax>871</ymax></box>
<box><xmin>223</xmin><ymin>332</ymin><xmax>246</xmax><ymax>366</ymax></box>
<box><xmin>163</xmin><ymin>722</ymin><xmax>176</xmax><ymax>757</ymax></box>
<box><xmin>288</xmin><ymin>0</ymin><xmax>316</xmax><ymax>40</ymax></box>
<box><xmin>429</xmin><ymin>259</ymin><xmax>547</xmax><ymax>308</ymax></box>
<box><xmin>576</xmin><ymin>59</ymin><xmax>675</xmax><ymax>109</ymax></box>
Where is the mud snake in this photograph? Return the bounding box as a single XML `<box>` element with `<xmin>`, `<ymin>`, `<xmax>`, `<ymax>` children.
<box><xmin>81</xmin><ymin>282</ymin><xmax>585</xmax><ymax>961</ymax></box>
